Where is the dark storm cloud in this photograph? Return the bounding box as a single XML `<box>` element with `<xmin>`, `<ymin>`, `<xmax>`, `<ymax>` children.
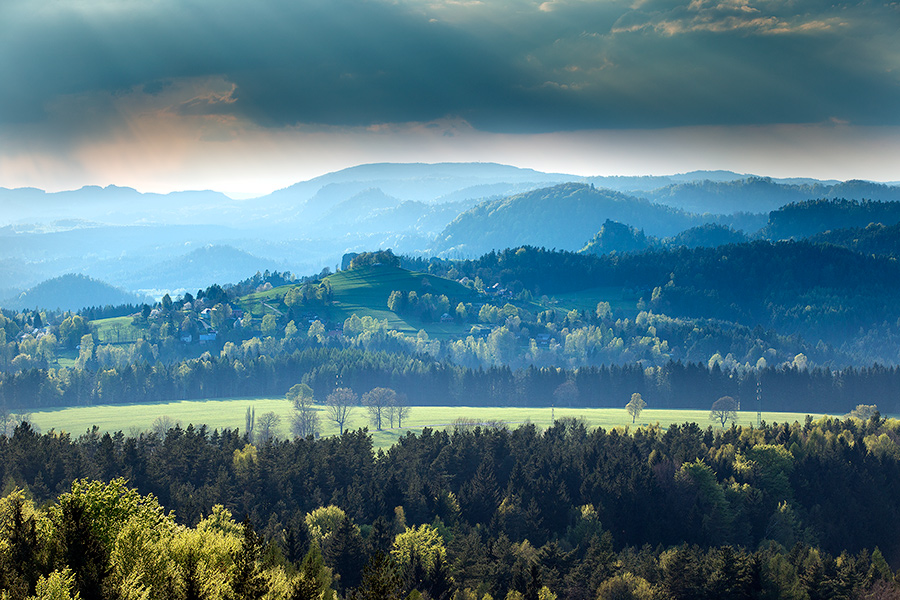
<box><xmin>1</xmin><ymin>0</ymin><xmax>898</xmax><ymax>133</ymax></box>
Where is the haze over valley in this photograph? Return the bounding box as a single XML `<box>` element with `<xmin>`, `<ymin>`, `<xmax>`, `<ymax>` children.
<box><xmin>4</xmin><ymin>0</ymin><xmax>900</xmax><ymax>597</ymax></box>
<box><xmin>5</xmin><ymin>162</ymin><xmax>900</xmax><ymax>304</ymax></box>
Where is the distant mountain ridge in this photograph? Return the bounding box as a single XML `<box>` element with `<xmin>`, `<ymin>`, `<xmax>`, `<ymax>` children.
<box><xmin>3</xmin><ymin>162</ymin><xmax>899</xmax><ymax>298</ymax></box>
<box><xmin>637</xmin><ymin>177</ymin><xmax>900</xmax><ymax>214</ymax></box>
<box><xmin>0</xmin><ymin>185</ymin><xmax>238</xmax><ymax>227</ymax></box>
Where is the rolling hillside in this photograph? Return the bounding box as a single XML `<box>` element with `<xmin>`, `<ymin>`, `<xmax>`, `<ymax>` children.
<box><xmin>240</xmin><ymin>264</ymin><xmax>481</xmax><ymax>336</ymax></box>
<box><xmin>431</xmin><ymin>182</ymin><xmax>704</xmax><ymax>256</ymax></box>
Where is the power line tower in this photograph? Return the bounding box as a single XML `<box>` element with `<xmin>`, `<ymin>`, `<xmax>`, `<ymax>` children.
<box><xmin>756</xmin><ymin>375</ymin><xmax>762</xmax><ymax>428</ymax></box>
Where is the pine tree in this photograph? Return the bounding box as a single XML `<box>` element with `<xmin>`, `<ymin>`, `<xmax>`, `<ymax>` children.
<box><xmin>56</xmin><ymin>494</ymin><xmax>110</xmax><ymax>600</ymax></box>
<box><xmin>323</xmin><ymin>515</ymin><xmax>366</xmax><ymax>592</ymax></box>
<box><xmin>5</xmin><ymin>492</ymin><xmax>41</xmax><ymax>595</ymax></box>
<box><xmin>355</xmin><ymin>552</ymin><xmax>402</xmax><ymax>600</ymax></box>
<box><xmin>231</xmin><ymin>517</ymin><xmax>267</xmax><ymax>600</ymax></box>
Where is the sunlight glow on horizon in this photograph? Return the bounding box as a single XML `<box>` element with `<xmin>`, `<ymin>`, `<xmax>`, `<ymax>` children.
<box><xmin>3</xmin><ymin>121</ymin><xmax>898</xmax><ymax>198</ymax></box>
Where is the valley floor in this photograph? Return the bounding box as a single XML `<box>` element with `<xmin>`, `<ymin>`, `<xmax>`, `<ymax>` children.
<box><xmin>26</xmin><ymin>398</ymin><xmax>827</xmax><ymax>448</ymax></box>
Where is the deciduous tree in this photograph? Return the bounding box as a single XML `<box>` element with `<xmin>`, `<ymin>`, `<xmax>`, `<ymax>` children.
<box><xmin>325</xmin><ymin>388</ymin><xmax>357</xmax><ymax>435</ymax></box>
<box><xmin>626</xmin><ymin>393</ymin><xmax>646</xmax><ymax>424</ymax></box>
<box><xmin>288</xmin><ymin>384</ymin><xmax>320</xmax><ymax>439</ymax></box>
<box><xmin>256</xmin><ymin>411</ymin><xmax>281</xmax><ymax>443</ymax></box>
<box><xmin>362</xmin><ymin>388</ymin><xmax>398</xmax><ymax>431</ymax></box>
<box><xmin>710</xmin><ymin>396</ymin><xmax>738</xmax><ymax>427</ymax></box>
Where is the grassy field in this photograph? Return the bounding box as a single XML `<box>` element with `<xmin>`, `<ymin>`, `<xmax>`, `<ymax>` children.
<box><xmin>93</xmin><ymin>316</ymin><xmax>145</xmax><ymax>344</ymax></box>
<box><xmin>25</xmin><ymin>398</ymin><xmax>825</xmax><ymax>449</ymax></box>
<box><xmin>325</xmin><ymin>265</ymin><xmax>482</xmax><ymax>336</ymax></box>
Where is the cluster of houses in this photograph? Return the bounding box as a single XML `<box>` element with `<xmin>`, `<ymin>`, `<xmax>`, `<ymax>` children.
<box><xmin>143</xmin><ymin>302</ymin><xmax>247</xmax><ymax>345</ymax></box>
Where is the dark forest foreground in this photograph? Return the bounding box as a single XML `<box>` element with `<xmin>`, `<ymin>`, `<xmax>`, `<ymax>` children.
<box><xmin>2</xmin><ymin>414</ymin><xmax>900</xmax><ymax>599</ymax></box>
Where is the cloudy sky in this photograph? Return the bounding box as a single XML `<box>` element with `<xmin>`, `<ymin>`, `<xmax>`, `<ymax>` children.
<box><xmin>1</xmin><ymin>0</ymin><xmax>898</xmax><ymax>196</ymax></box>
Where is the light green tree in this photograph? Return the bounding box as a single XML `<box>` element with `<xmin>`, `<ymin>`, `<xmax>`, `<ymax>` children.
<box><xmin>626</xmin><ymin>393</ymin><xmax>647</xmax><ymax>424</ymax></box>
<box><xmin>305</xmin><ymin>506</ymin><xmax>350</xmax><ymax>546</ymax></box>
<box><xmin>31</xmin><ymin>569</ymin><xmax>81</xmax><ymax>600</ymax></box>
<box><xmin>74</xmin><ymin>334</ymin><xmax>95</xmax><ymax>370</ymax></box>
<box><xmin>307</xmin><ymin>320</ymin><xmax>326</xmax><ymax>343</ymax></box>
<box><xmin>261</xmin><ymin>314</ymin><xmax>278</xmax><ymax>337</ymax></box>
<box><xmin>390</xmin><ymin>524</ymin><xmax>446</xmax><ymax>574</ymax></box>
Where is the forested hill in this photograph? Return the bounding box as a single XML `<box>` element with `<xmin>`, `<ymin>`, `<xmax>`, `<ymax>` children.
<box><xmin>441</xmin><ymin>242</ymin><xmax>900</xmax><ymax>345</ymax></box>
<box><xmin>809</xmin><ymin>222</ymin><xmax>900</xmax><ymax>257</ymax></box>
<box><xmin>431</xmin><ymin>183</ymin><xmax>703</xmax><ymax>257</ymax></box>
<box><xmin>1</xmin><ymin>274</ymin><xmax>151</xmax><ymax>312</ymax></box>
<box><xmin>762</xmin><ymin>198</ymin><xmax>900</xmax><ymax>240</ymax></box>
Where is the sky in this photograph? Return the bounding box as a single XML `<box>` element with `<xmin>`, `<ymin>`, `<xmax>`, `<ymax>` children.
<box><xmin>1</xmin><ymin>0</ymin><xmax>898</xmax><ymax>197</ymax></box>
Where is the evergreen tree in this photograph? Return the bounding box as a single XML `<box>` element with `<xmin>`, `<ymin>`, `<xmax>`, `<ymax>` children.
<box><xmin>323</xmin><ymin>515</ymin><xmax>366</xmax><ymax>592</ymax></box>
<box><xmin>55</xmin><ymin>494</ymin><xmax>110</xmax><ymax>600</ymax></box>
<box><xmin>355</xmin><ymin>552</ymin><xmax>402</xmax><ymax>600</ymax></box>
<box><xmin>231</xmin><ymin>517</ymin><xmax>267</xmax><ymax>600</ymax></box>
<box><xmin>4</xmin><ymin>492</ymin><xmax>42</xmax><ymax>595</ymax></box>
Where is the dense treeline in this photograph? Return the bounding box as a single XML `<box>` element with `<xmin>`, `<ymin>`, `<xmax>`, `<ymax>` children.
<box><xmin>763</xmin><ymin>198</ymin><xmax>900</xmax><ymax>240</ymax></box>
<box><xmin>1</xmin><ymin>416</ymin><xmax>899</xmax><ymax>599</ymax></box>
<box><xmin>78</xmin><ymin>303</ymin><xmax>148</xmax><ymax>321</ymax></box>
<box><xmin>579</xmin><ymin>221</ymin><xmax>749</xmax><ymax>256</ymax></box>
<box><xmin>809</xmin><ymin>222</ymin><xmax>900</xmax><ymax>258</ymax></box>
<box><xmin>420</xmin><ymin>243</ymin><xmax>900</xmax><ymax>355</ymax></box>
<box><xmin>3</xmin><ymin>339</ymin><xmax>900</xmax><ymax>414</ymax></box>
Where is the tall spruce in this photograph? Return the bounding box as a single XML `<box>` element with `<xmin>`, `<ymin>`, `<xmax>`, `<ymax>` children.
<box><xmin>231</xmin><ymin>517</ymin><xmax>267</xmax><ymax>600</ymax></box>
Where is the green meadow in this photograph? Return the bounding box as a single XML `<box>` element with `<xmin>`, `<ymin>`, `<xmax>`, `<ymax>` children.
<box><xmin>93</xmin><ymin>315</ymin><xmax>145</xmax><ymax>344</ymax></box>
<box><xmin>239</xmin><ymin>265</ymin><xmax>483</xmax><ymax>338</ymax></box>
<box><xmin>25</xmin><ymin>398</ymin><xmax>825</xmax><ymax>449</ymax></box>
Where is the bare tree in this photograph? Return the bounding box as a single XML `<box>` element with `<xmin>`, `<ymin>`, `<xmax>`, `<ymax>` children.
<box><xmin>849</xmin><ymin>404</ymin><xmax>878</xmax><ymax>421</ymax></box>
<box><xmin>710</xmin><ymin>396</ymin><xmax>738</xmax><ymax>427</ymax></box>
<box><xmin>256</xmin><ymin>411</ymin><xmax>282</xmax><ymax>443</ymax></box>
<box><xmin>385</xmin><ymin>402</ymin><xmax>397</xmax><ymax>428</ymax></box>
<box><xmin>394</xmin><ymin>395</ymin><xmax>411</xmax><ymax>428</ymax></box>
<box><xmin>626</xmin><ymin>393</ymin><xmax>647</xmax><ymax>424</ymax></box>
<box><xmin>288</xmin><ymin>383</ymin><xmax>320</xmax><ymax>438</ymax></box>
<box><xmin>326</xmin><ymin>387</ymin><xmax>357</xmax><ymax>435</ymax></box>
<box><xmin>362</xmin><ymin>387</ymin><xmax>398</xmax><ymax>431</ymax></box>
<box><xmin>291</xmin><ymin>408</ymin><xmax>320</xmax><ymax>439</ymax></box>
<box><xmin>152</xmin><ymin>415</ymin><xmax>178</xmax><ymax>439</ymax></box>
<box><xmin>0</xmin><ymin>404</ymin><xmax>11</xmax><ymax>437</ymax></box>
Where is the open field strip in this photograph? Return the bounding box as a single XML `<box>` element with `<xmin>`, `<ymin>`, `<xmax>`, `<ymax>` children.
<box><xmin>25</xmin><ymin>398</ymin><xmax>827</xmax><ymax>449</ymax></box>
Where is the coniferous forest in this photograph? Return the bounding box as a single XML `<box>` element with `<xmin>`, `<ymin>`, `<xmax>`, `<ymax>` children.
<box><xmin>1</xmin><ymin>413</ymin><xmax>900</xmax><ymax>599</ymax></box>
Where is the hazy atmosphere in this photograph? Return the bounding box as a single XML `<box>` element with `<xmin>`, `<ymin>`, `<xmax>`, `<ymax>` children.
<box><xmin>2</xmin><ymin>0</ymin><xmax>899</xmax><ymax>195</ymax></box>
<box><xmin>6</xmin><ymin>2</ymin><xmax>900</xmax><ymax>597</ymax></box>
